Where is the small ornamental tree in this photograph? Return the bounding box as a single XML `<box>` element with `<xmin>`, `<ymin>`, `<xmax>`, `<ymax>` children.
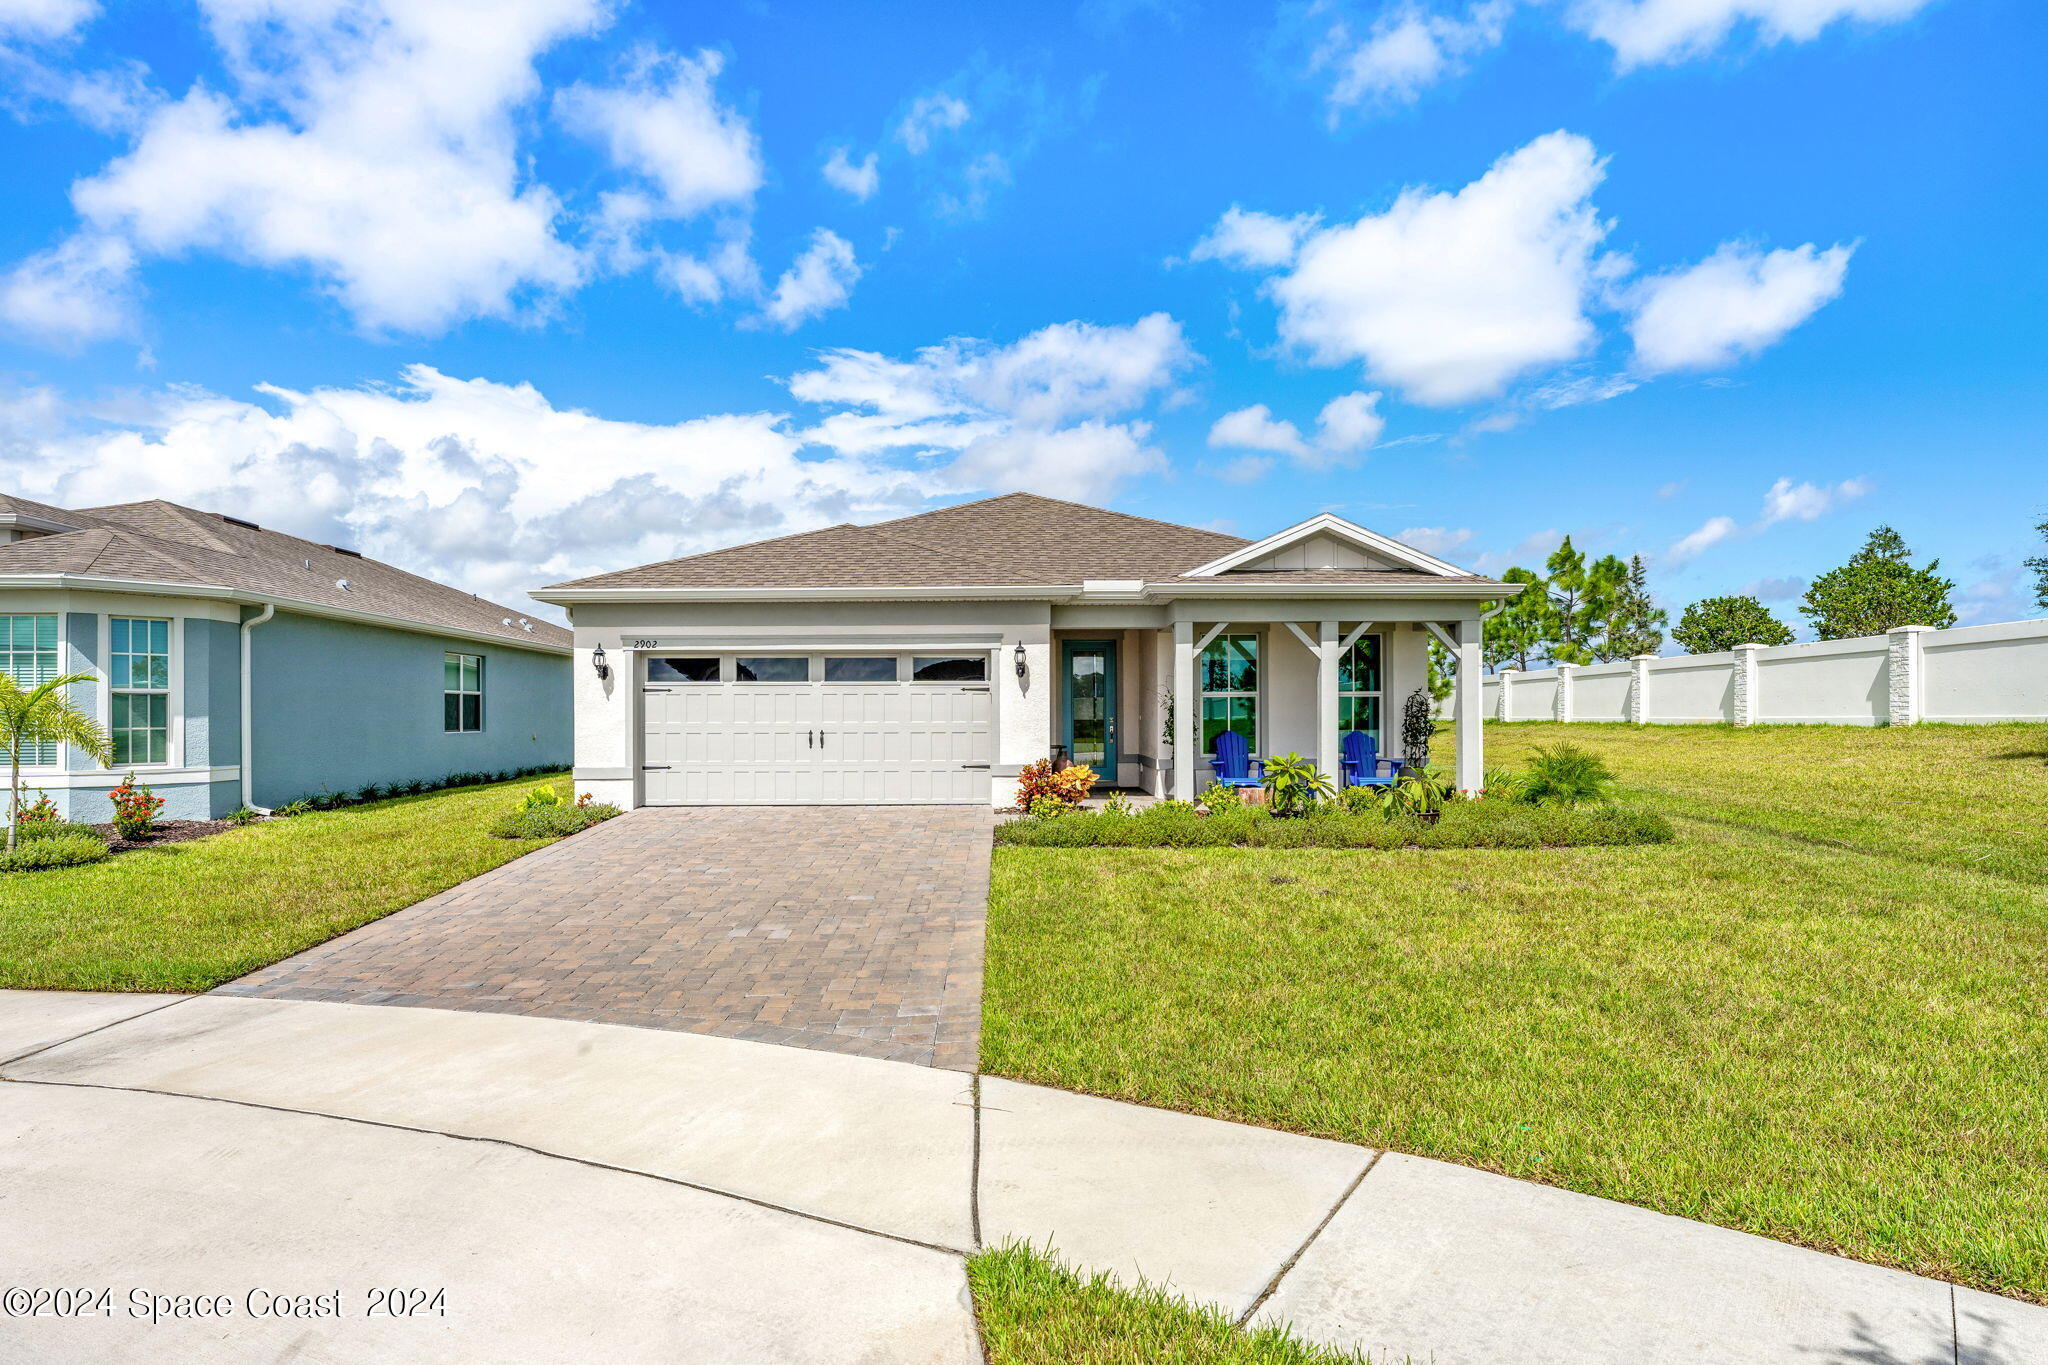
<box><xmin>1598</xmin><ymin>555</ymin><xmax>1667</xmax><ymax>661</ymax></box>
<box><xmin>1801</xmin><ymin>526</ymin><xmax>1957</xmax><ymax>639</ymax></box>
<box><xmin>2026</xmin><ymin>515</ymin><xmax>2048</xmax><ymax>611</ymax></box>
<box><xmin>1672</xmin><ymin>596</ymin><xmax>1796</xmax><ymax>654</ymax></box>
<box><xmin>2</xmin><ymin>672</ymin><xmax>112</xmax><ymax>851</ymax></box>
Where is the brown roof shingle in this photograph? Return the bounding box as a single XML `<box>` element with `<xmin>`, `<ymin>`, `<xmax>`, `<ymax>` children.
<box><xmin>0</xmin><ymin>497</ymin><xmax>568</xmax><ymax>650</ymax></box>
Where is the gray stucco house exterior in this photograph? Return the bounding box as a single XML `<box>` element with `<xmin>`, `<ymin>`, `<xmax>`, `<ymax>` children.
<box><xmin>533</xmin><ymin>493</ymin><xmax>1517</xmax><ymax>810</ymax></box>
<box><xmin>1</xmin><ymin>495</ymin><xmax>571</xmax><ymax>822</ymax></box>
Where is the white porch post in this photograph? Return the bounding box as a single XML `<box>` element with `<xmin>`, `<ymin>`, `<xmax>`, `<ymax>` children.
<box><xmin>1455</xmin><ymin>618</ymin><xmax>1484</xmax><ymax>792</ymax></box>
<box><xmin>1317</xmin><ymin>620</ymin><xmax>1340</xmax><ymax>781</ymax></box>
<box><xmin>1172</xmin><ymin>619</ymin><xmax>1198</xmax><ymax>800</ymax></box>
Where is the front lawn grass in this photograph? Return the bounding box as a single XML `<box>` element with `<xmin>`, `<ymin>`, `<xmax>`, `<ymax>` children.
<box><xmin>969</xmin><ymin>1242</ymin><xmax>1375</xmax><ymax>1364</ymax></box>
<box><xmin>983</xmin><ymin>723</ymin><xmax>2048</xmax><ymax>1302</ymax></box>
<box><xmin>0</xmin><ymin>774</ymin><xmax>577</xmax><ymax>992</ymax></box>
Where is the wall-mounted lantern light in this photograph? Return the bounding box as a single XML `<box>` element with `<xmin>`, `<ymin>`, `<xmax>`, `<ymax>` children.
<box><xmin>592</xmin><ymin>642</ymin><xmax>610</xmax><ymax>681</ymax></box>
<box><xmin>1013</xmin><ymin>641</ymin><xmax>1027</xmax><ymax>679</ymax></box>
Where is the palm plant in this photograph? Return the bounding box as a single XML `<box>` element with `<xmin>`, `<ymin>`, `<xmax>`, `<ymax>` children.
<box><xmin>1</xmin><ymin>673</ymin><xmax>112</xmax><ymax>851</ymax></box>
<box><xmin>1262</xmin><ymin>751</ymin><xmax>1334</xmax><ymax>817</ymax></box>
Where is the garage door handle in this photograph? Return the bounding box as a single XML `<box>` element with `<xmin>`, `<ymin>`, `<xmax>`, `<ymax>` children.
<box><xmin>960</xmin><ymin>763</ymin><xmax>989</xmax><ymax>769</ymax></box>
<box><xmin>642</xmin><ymin>765</ymin><xmax>671</xmax><ymax>771</ymax></box>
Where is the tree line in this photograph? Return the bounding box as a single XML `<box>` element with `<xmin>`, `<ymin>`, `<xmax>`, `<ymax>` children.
<box><xmin>1483</xmin><ymin>524</ymin><xmax>1978</xmax><ymax>672</ymax></box>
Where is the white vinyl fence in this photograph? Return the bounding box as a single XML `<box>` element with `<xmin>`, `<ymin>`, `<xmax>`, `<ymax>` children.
<box><xmin>1480</xmin><ymin>618</ymin><xmax>2048</xmax><ymax>727</ymax></box>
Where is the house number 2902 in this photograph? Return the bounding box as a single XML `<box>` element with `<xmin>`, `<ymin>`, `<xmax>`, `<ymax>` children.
<box><xmin>630</xmin><ymin>639</ymin><xmax>660</xmax><ymax>648</ymax></box>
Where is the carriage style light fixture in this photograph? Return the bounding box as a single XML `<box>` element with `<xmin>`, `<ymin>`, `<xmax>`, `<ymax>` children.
<box><xmin>592</xmin><ymin>642</ymin><xmax>609</xmax><ymax>680</ymax></box>
<box><xmin>1014</xmin><ymin>641</ymin><xmax>1027</xmax><ymax>679</ymax></box>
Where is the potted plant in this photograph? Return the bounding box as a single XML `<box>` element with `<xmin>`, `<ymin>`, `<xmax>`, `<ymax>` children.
<box><xmin>1262</xmin><ymin>752</ymin><xmax>1333</xmax><ymax>817</ymax></box>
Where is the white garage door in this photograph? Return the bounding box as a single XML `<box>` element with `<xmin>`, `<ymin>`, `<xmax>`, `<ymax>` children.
<box><xmin>640</xmin><ymin>651</ymin><xmax>994</xmax><ymax>805</ymax></box>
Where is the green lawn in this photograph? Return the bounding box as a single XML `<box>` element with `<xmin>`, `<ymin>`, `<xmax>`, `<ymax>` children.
<box><xmin>0</xmin><ymin>775</ymin><xmax>576</xmax><ymax>992</ymax></box>
<box><xmin>983</xmin><ymin>723</ymin><xmax>2048</xmax><ymax>1303</ymax></box>
<box><xmin>969</xmin><ymin>1243</ymin><xmax>1376</xmax><ymax>1365</ymax></box>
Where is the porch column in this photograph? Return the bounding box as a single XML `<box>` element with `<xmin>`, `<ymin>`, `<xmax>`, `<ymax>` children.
<box><xmin>1316</xmin><ymin>620</ymin><xmax>1340</xmax><ymax>781</ymax></box>
<box><xmin>1455</xmin><ymin>618</ymin><xmax>1484</xmax><ymax>792</ymax></box>
<box><xmin>1171</xmin><ymin>619</ymin><xmax>1198</xmax><ymax>800</ymax></box>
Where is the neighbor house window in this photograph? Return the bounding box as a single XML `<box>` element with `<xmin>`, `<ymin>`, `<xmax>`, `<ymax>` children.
<box><xmin>911</xmin><ymin>655</ymin><xmax>987</xmax><ymax>682</ymax></box>
<box><xmin>1200</xmin><ymin>633</ymin><xmax>1258</xmax><ymax>755</ymax></box>
<box><xmin>445</xmin><ymin>652</ymin><xmax>483</xmax><ymax>732</ymax></box>
<box><xmin>109</xmin><ymin>617</ymin><xmax>170</xmax><ymax>766</ymax></box>
<box><xmin>824</xmin><ymin>656</ymin><xmax>897</xmax><ymax>682</ymax></box>
<box><xmin>647</xmin><ymin>656</ymin><xmax>718</xmax><ymax>683</ymax></box>
<box><xmin>735</xmin><ymin>656</ymin><xmax>810</xmax><ymax>683</ymax></box>
<box><xmin>1339</xmin><ymin>635</ymin><xmax>1383</xmax><ymax>740</ymax></box>
<box><xmin>1</xmin><ymin>614</ymin><xmax>59</xmax><ymax>766</ymax></box>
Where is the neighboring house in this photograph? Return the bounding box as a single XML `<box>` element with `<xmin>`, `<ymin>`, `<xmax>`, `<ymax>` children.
<box><xmin>532</xmin><ymin>493</ymin><xmax>1519</xmax><ymax>809</ymax></box>
<box><xmin>0</xmin><ymin>495</ymin><xmax>571</xmax><ymax>821</ymax></box>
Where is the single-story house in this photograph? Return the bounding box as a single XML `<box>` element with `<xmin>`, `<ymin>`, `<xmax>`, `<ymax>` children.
<box><xmin>531</xmin><ymin>493</ymin><xmax>1518</xmax><ymax>809</ymax></box>
<box><xmin>0</xmin><ymin>494</ymin><xmax>572</xmax><ymax>821</ymax></box>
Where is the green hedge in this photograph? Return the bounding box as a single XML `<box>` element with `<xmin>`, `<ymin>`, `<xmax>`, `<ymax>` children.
<box><xmin>17</xmin><ymin>821</ymin><xmax>109</xmax><ymax>846</ymax></box>
<box><xmin>0</xmin><ymin>832</ymin><xmax>114</xmax><ymax>872</ymax></box>
<box><xmin>994</xmin><ymin>798</ymin><xmax>1673</xmax><ymax>850</ymax></box>
<box><xmin>487</xmin><ymin>803</ymin><xmax>622</xmax><ymax>840</ymax></box>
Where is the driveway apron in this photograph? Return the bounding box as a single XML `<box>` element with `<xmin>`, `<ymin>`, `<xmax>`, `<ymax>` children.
<box><xmin>215</xmin><ymin>806</ymin><xmax>993</xmax><ymax>1069</ymax></box>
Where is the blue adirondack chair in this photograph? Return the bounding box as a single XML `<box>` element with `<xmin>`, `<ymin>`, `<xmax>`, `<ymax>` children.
<box><xmin>1208</xmin><ymin>729</ymin><xmax>1264</xmax><ymax>788</ymax></box>
<box><xmin>1340</xmin><ymin>730</ymin><xmax>1403</xmax><ymax>788</ymax></box>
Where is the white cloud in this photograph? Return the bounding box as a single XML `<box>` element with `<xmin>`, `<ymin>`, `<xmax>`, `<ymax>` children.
<box><xmin>1316</xmin><ymin>390</ymin><xmax>1385</xmax><ymax>453</ymax></box>
<box><xmin>41</xmin><ymin>0</ymin><xmax>604</xmax><ymax>339</ymax></box>
<box><xmin>1666</xmin><ymin>514</ymin><xmax>1740</xmax><ymax>564</ymax></box>
<box><xmin>823</xmin><ymin>146</ymin><xmax>880</xmax><ymax>200</ymax></box>
<box><xmin>788</xmin><ymin>313</ymin><xmax>1194</xmax><ymax>501</ymax></box>
<box><xmin>1208</xmin><ymin>390</ymin><xmax>1385</xmax><ymax>470</ymax></box>
<box><xmin>1742</xmin><ymin>575</ymin><xmax>1805</xmax><ymax>601</ymax></box>
<box><xmin>1</xmin><ymin>364</ymin><xmax>930</xmax><ymax>616</ymax></box>
<box><xmin>1667</xmin><ymin>475</ymin><xmax>1870</xmax><ymax>564</ymax></box>
<box><xmin>1566</xmin><ymin>0</ymin><xmax>1933</xmax><ymax>70</ymax></box>
<box><xmin>0</xmin><ymin>232</ymin><xmax>134</xmax><ymax>346</ymax></box>
<box><xmin>895</xmin><ymin>91</ymin><xmax>970</xmax><ymax>154</ymax></box>
<box><xmin>1395</xmin><ymin>525</ymin><xmax>1475</xmax><ymax>557</ymax></box>
<box><xmin>1629</xmin><ymin>241</ymin><xmax>1852</xmax><ymax>373</ymax></box>
<box><xmin>0</xmin><ymin>0</ymin><xmax>96</xmax><ymax>41</ymax></box>
<box><xmin>1187</xmin><ymin>206</ymin><xmax>1320</xmax><ymax>270</ymax></box>
<box><xmin>756</xmin><ymin>229</ymin><xmax>861</xmax><ymax>331</ymax></box>
<box><xmin>556</xmin><ymin>48</ymin><xmax>762</xmax><ymax>219</ymax></box>
<box><xmin>1319</xmin><ymin>1</ymin><xmax>1513</xmax><ymax>111</ymax></box>
<box><xmin>1208</xmin><ymin>405</ymin><xmax>1310</xmax><ymax>459</ymax></box>
<box><xmin>1237</xmin><ymin>130</ymin><xmax>1613</xmax><ymax>406</ymax></box>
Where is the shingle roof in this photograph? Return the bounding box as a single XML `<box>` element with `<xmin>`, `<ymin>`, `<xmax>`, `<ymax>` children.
<box><xmin>545</xmin><ymin>491</ymin><xmax>1490</xmax><ymax>593</ymax></box>
<box><xmin>0</xmin><ymin>496</ymin><xmax>569</xmax><ymax>650</ymax></box>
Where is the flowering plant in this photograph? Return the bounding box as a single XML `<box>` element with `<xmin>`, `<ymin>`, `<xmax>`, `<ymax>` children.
<box><xmin>109</xmin><ymin>773</ymin><xmax>164</xmax><ymax>840</ymax></box>
<box><xmin>1015</xmin><ymin>758</ymin><xmax>1096</xmax><ymax>811</ymax></box>
<box><xmin>13</xmin><ymin>791</ymin><xmax>59</xmax><ymax>829</ymax></box>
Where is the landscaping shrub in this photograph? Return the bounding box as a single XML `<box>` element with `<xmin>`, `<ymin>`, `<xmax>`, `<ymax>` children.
<box><xmin>487</xmin><ymin>802</ymin><xmax>621</xmax><ymax>840</ymax></box>
<box><xmin>0</xmin><ymin>832</ymin><xmax>112</xmax><ymax>872</ymax></box>
<box><xmin>17</xmin><ymin>820</ymin><xmax>107</xmax><ymax>846</ymax></box>
<box><xmin>521</xmin><ymin>783</ymin><xmax>564</xmax><ymax>811</ymax></box>
<box><xmin>1516</xmin><ymin>743</ymin><xmax>1618</xmax><ymax>806</ymax></box>
<box><xmin>13</xmin><ymin>791</ymin><xmax>60</xmax><ymax>831</ymax></box>
<box><xmin>994</xmin><ymin>798</ymin><xmax>1671</xmax><ymax>850</ymax></box>
<box><xmin>109</xmin><ymin>773</ymin><xmax>164</xmax><ymax>840</ymax></box>
<box><xmin>1015</xmin><ymin>758</ymin><xmax>1096</xmax><ymax>811</ymax></box>
<box><xmin>226</xmin><ymin>806</ymin><xmax>260</xmax><ymax>826</ymax></box>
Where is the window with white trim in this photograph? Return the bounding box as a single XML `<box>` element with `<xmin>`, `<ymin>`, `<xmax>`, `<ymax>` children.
<box><xmin>1</xmin><ymin>614</ymin><xmax>59</xmax><ymax>766</ymax></box>
<box><xmin>1339</xmin><ymin>634</ymin><xmax>1383</xmax><ymax>741</ymax></box>
<box><xmin>110</xmin><ymin>617</ymin><xmax>171</xmax><ymax>766</ymax></box>
<box><xmin>1199</xmin><ymin>633</ymin><xmax>1259</xmax><ymax>755</ymax></box>
<box><xmin>445</xmin><ymin>653</ymin><xmax>484</xmax><ymax>732</ymax></box>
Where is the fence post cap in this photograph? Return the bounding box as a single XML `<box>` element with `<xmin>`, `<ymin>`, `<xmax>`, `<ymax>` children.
<box><xmin>1630</xmin><ymin>652</ymin><xmax>1659</xmax><ymax>661</ymax></box>
<box><xmin>1733</xmin><ymin>641</ymin><xmax>1769</xmax><ymax>651</ymax></box>
<box><xmin>1888</xmin><ymin>624</ymin><xmax>1936</xmax><ymax>634</ymax></box>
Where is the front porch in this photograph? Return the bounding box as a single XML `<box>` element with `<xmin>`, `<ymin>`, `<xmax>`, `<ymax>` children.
<box><xmin>1041</xmin><ymin>608</ymin><xmax>1487</xmax><ymax>802</ymax></box>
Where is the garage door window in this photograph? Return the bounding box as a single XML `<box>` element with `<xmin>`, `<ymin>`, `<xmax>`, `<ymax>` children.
<box><xmin>736</xmin><ymin>656</ymin><xmax>810</xmax><ymax>683</ymax></box>
<box><xmin>824</xmin><ymin>655</ymin><xmax>898</xmax><ymax>682</ymax></box>
<box><xmin>648</xmin><ymin>656</ymin><xmax>719</xmax><ymax>683</ymax></box>
<box><xmin>912</xmin><ymin>655</ymin><xmax>986</xmax><ymax>682</ymax></box>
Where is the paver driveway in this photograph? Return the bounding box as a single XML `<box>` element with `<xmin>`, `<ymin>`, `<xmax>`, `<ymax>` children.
<box><xmin>217</xmin><ymin>806</ymin><xmax>993</xmax><ymax>1068</ymax></box>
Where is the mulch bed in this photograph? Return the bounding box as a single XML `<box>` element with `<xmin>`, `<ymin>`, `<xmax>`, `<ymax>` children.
<box><xmin>89</xmin><ymin>819</ymin><xmax>240</xmax><ymax>854</ymax></box>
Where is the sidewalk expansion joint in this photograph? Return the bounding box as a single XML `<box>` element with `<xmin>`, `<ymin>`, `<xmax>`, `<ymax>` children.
<box><xmin>1</xmin><ymin>1074</ymin><xmax>972</xmax><ymax>1262</ymax></box>
<box><xmin>1237</xmin><ymin>1147</ymin><xmax>1384</xmax><ymax>1329</ymax></box>
<box><xmin>969</xmin><ymin>1072</ymin><xmax>985</xmax><ymax>1251</ymax></box>
<box><xmin>0</xmin><ymin>995</ymin><xmax>199</xmax><ymax>1069</ymax></box>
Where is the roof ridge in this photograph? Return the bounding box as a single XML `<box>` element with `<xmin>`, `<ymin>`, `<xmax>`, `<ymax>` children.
<box><xmin>77</xmin><ymin>499</ymin><xmax>244</xmax><ymax>554</ymax></box>
<box><xmin>874</xmin><ymin>491</ymin><xmax>1250</xmax><ymax>549</ymax></box>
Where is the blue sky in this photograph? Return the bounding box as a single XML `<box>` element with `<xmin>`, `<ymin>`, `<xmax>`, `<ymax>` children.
<box><xmin>1</xmin><ymin>0</ymin><xmax>2041</xmax><ymax>628</ymax></box>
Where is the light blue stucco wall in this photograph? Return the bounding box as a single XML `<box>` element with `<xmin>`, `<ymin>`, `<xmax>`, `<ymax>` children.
<box><xmin>185</xmin><ymin>617</ymin><xmax>240</xmax><ymax>769</ymax></box>
<box><xmin>247</xmin><ymin>610</ymin><xmax>570</xmax><ymax>808</ymax></box>
<box><xmin>62</xmin><ymin>611</ymin><xmax>99</xmax><ymax>773</ymax></box>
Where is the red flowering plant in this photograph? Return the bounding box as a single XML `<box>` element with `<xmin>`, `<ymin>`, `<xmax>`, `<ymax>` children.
<box><xmin>109</xmin><ymin>773</ymin><xmax>165</xmax><ymax>841</ymax></box>
<box><xmin>13</xmin><ymin>790</ymin><xmax>59</xmax><ymax>831</ymax></box>
<box><xmin>1015</xmin><ymin>758</ymin><xmax>1097</xmax><ymax>813</ymax></box>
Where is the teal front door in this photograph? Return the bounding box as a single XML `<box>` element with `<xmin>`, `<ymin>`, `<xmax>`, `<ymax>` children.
<box><xmin>1062</xmin><ymin>640</ymin><xmax>1118</xmax><ymax>779</ymax></box>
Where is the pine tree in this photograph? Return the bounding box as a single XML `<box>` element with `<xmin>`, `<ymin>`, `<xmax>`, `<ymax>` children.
<box><xmin>1484</xmin><ymin>566</ymin><xmax>1550</xmax><ymax>671</ymax></box>
<box><xmin>1801</xmin><ymin>526</ymin><xmax>1957</xmax><ymax>639</ymax></box>
<box><xmin>2026</xmin><ymin>516</ymin><xmax>2048</xmax><ymax>611</ymax></box>
<box><xmin>1544</xmin><ymin>540</ymin><xmax>1625</xmax><ymax>664</ymax></box>
<box><xmin>1598</xmin><ymin>555</ymin><xmax>1667</xmax><ymax>660</ymax></box>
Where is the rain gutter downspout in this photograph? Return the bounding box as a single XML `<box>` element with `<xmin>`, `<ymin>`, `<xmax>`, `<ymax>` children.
<box><xmin>240</xmin><ymin>603</ymin><xmax>275</xmax><ymax>813</ymax></box>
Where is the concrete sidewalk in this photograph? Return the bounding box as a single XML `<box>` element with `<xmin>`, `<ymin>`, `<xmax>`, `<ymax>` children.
<box><xmin>2</xmin><ymin>991</ymin><xmax>2041</xmax><ymax>1364</ymax></box>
